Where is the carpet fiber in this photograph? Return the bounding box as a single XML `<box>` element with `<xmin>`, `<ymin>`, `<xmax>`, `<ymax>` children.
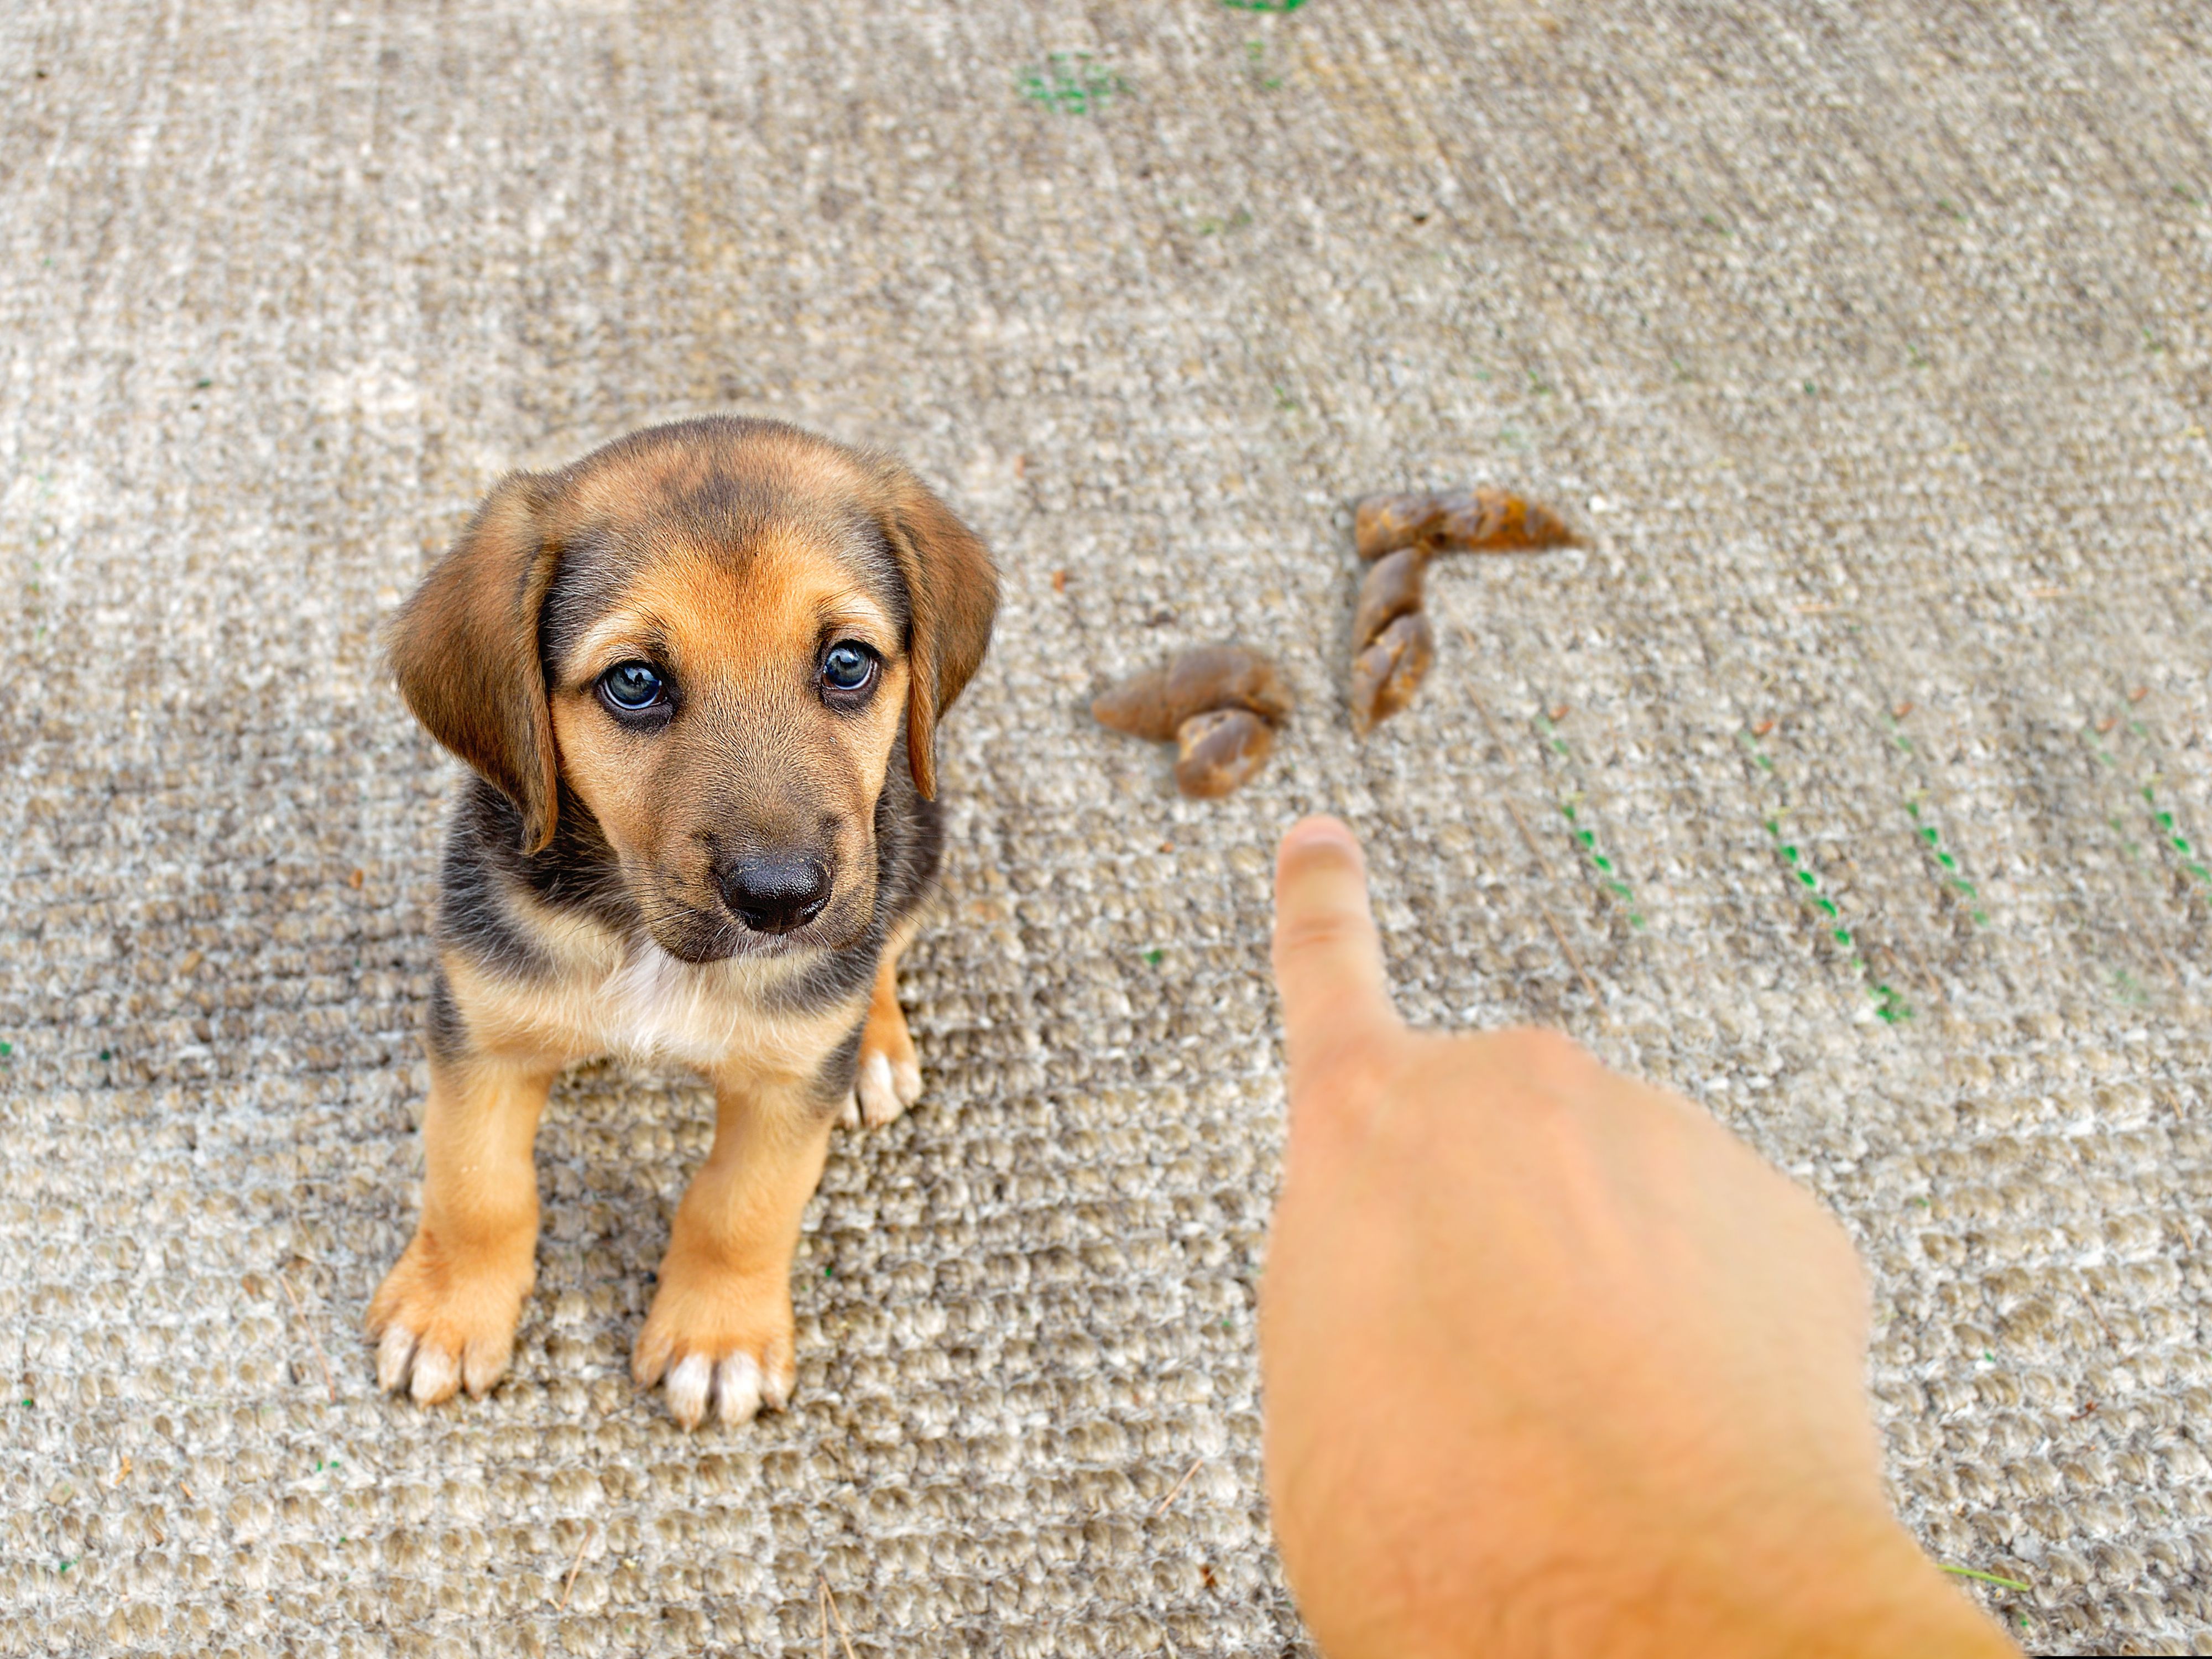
<box><xmin>3</xmin><ymin>2</ymin><xmax>2211</xmax><ymax>1653</ymax></box>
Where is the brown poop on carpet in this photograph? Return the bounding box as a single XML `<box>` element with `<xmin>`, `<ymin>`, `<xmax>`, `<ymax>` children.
<box><xmin>1353</xmin><ymin>486</ymin><xmax>1579</xmax><ymax>560</ymax></box>
<box><xmin>1092</xmin><ymin>644</ymin><xmax>1293</xmax><ymax>797</ymax></box>
<box><xmin>1348</xmin><ymin>488</ymin><xmax>1578</xmax><ymax>734</ymax></box>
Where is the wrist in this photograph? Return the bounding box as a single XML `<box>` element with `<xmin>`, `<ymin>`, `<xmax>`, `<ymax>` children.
<box><xmin>1567</xmin><ymin>1502</ymin><xmax>2019</xmax><ymax>1659</ymax></box>
<box><xmin>1324</xmin><ymin>1499</ymin><xmax>2018</xmax><ymax>1659</ymax></box>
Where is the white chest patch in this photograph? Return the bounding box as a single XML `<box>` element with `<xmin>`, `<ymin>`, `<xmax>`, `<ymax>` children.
<box><xmin>591</xmin><ymin>942</ymin><xmax>836</xmax><ymax>1077</ymax></box>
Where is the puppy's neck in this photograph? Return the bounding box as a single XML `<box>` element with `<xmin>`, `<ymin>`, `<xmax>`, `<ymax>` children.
<box><xmin>484</xmin><ymin>781</ymin><xmax>636</xmax><ymax>923</ymax></box>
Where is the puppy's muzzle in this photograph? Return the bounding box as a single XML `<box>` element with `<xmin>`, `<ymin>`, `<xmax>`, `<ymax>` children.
<box><xmin>716</xmin><ymin>852</ymin><xmax>832</xmax><ymax>935</ymax></box>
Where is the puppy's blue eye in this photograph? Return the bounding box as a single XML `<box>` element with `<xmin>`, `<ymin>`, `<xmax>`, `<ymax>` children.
<box><xmin>599</xmin><ymin>661</ymin><xmax>666</xmax><ymax>712</ymax></box>
<box><xmin>821</xmin><ymin>643</ymin><xmax>874</xmax><ymax>693</ymax></box>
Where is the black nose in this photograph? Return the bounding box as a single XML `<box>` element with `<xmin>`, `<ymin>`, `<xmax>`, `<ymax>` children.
<box><xmin>717</xmin><ymin>853</ymin><xmax>832</xmax><ymax>935</ymax></box>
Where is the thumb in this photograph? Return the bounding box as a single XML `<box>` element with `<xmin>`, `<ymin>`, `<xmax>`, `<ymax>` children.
<box><xmin>1272</xmin><ymin>817</ymin><xmax>1402</xmax><ymax>1089</ymax></box>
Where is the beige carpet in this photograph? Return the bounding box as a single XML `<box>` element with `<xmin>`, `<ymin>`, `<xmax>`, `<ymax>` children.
<box><xmin>3</xmin><ymin>1</ymin><xmax>2211</xmax><ymax>1653</ymax></box>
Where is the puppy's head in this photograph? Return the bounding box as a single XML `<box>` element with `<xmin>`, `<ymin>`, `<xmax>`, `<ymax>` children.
<box><xmin>388</xmin><ymin>418</ymin><xmax>996</xmax><ymax>961</ymax></box>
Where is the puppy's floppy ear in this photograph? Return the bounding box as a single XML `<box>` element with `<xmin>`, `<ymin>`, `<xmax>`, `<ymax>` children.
<box><xmin>877</xmin><ymin>469</ymin><xmax>998</xmax><ymax>799</ymax></box>
<box><xmin>386</xmin><ymin>472</ymin><xmax>564</xmax><ymax>853</ymax></box>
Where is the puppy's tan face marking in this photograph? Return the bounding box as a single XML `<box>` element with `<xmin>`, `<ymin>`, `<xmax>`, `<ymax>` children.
<box><xmin>548</xmin><ymin>523</ymin><xmax>910</xmax><ymax>962</ymax></box>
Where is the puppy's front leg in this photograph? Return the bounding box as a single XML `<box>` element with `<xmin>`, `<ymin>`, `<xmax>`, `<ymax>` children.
<box><xmin>633</xmin><ymin>1070</ymin><xmax>839</xmax><ymax>1427</ymax></box>
<box><xmin>369</xmin><ymin>1048</ymin><xmax>555</xmax><ymax>1402</ymax></box>
<box><xmin>849</xmin><ymin>924</ymin><xmax>924</xmax><ymax>1129</ymax></box>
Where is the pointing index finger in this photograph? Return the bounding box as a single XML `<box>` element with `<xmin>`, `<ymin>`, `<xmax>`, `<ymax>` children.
<box><xmin>1271</xmin><ymin>817</ymin><xmax>1401</xmax><ymax>1083</ymax></box>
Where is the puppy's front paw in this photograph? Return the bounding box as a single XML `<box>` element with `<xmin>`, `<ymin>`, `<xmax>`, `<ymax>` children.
<box><xmin>632</xmin><ymin>1266</ymin><xmax>796</xmax><ymax>1428</ymax></box>
<box><xmin>851</xmin><ymin>999</ymin><xmax>923</xmax><ymax>1129</ymax></box>
<box><xmin>367</xmin><ymin>1229</ymin><xmax>533</xmax><ymax>1405</ymax></box>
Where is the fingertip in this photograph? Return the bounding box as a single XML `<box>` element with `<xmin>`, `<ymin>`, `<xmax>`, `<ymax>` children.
<box><xmin>1272</xmin><ymin>814</ymin><xmax>1399</xmax><ymax>1063</ymax></box>
<box><xmin>1272</xmin><ymin>815</ymin><xmax>1375</xmax><ymax>957</ymax></box>
<box><xmin>1276</xmin><ymin>815</ymin><xmax>1363</xmax><ymax>883</ymax></box>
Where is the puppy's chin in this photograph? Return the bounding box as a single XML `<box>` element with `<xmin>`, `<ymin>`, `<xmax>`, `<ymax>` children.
<box><xmin>648</xmin><ymin>918</ymin><xmax>750</xmax><ymax>964</ymax></box>
<box><xmin>645</xmin><ymin>899</ymin><xmax>872</xmax><ymax>965</ymax></box>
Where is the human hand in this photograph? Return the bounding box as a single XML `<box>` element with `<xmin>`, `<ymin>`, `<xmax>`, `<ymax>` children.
<box><xmin>1259</xmin><ymin>816</ymin><xmax>2016</xmax><ymax>1659</ymax></box>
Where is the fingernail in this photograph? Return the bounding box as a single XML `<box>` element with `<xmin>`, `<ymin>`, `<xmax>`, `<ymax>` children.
<box><xmin>1281</xmin><ymin>815</ymin><xmax>1359</xmax><ymax>858</ymax></box>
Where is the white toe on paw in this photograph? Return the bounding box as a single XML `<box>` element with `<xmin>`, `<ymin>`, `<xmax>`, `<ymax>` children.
<box><xmin>857</xmin><ymin>1050</ymin><xmax>904</xmax><ymax>1128</ymax></box>
<box><xmin>375</xmin><ymin>1325</ymin><xmax>416</xmax><ymax>1393</ymax></box>
<box><xmin>658</xmin><ymin>1350</ymin><xmax>785</xmax><ymax>1427</ymax></box>
<box><xmin>714</xmin><ymin>1354</ymin><xmax>763</xmax><ymax>1425</ymax></box>
<box><xmin>665</xmin><ymin>1354</ymin><xmax>713</xmax><ymax>1429</ymax></box>
<box><xmin>893</xmin><ymin>1056</ymin><xmax>922</xmax><ymax>1108</ymax></box>
<box><xmin>838</xmin><ymin>1089</ymin><xmax>860</xmax><ymax>1130</ymax></box>
<box><xmin>760</xmin><ymin>1356</ymin><xmax>794</xmax><ymax>1412</ymax></box>
<box><xmin>407</xmin><ymin>1342</ymin><xmax>458</xmax><ymax>1405</ymax></box>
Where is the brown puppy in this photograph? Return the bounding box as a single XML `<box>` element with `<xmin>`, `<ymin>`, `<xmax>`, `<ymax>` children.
<box><xmin>368</xmin><ymin>418</ymin><xmax>996</xmax><ymax>1427</ymax></box>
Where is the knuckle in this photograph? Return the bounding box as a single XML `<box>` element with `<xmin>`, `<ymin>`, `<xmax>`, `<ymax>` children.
<box><xmin>1295</xmin><ymin>1035</ymin><xmax>1405</xmax><ymax>1128</ymax></box>
<box><xmin>1273</xmin><ymin>907</ymin><xmax>1366</xmax><ymax>961</ymax></box>
<box><xmin>1326</xmin><ymin>1042</ymin><xmax>1397</xmax><ymax>1107</ymax></box>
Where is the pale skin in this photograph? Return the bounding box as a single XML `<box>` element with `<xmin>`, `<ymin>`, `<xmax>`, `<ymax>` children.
<box><xmin>368</xmin><ymin>949</ymin><xmax>917</xmax><ymax>1422</ymax></box>
<box><xmin>1261</xmin><ymin>817</ymin><xmax>2021</xmax><ymax>1659</ymax></box>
